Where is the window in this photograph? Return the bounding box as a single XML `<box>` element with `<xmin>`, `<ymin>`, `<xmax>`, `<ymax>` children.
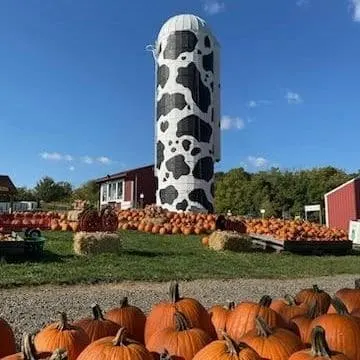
<box><xmin>109</xmin><ymin>182</ymin><xmax>116</xmax><ymax>201</ymax></box>
<box><xmin>117</xmin><ymin>180</ymin><xmax>123</xmax><ymax>200</ymax></box>
<box><xmin>102</xmin><ymin>184</ymin><xmax>107</xmax><ymax>202</ymax></box>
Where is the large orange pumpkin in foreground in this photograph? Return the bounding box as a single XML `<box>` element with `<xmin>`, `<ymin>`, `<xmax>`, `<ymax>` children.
<box><xmin>307</xmin><ymin>297</ymin><xmax>360</xmax><ymax>360</ymax></box>
<box><xmin>105</xmin><ymin>296</ymin><xmax>146</xmax><ymax>344</ymax></box>
<box><xmin>295</xmin><ymin>285</ymin><xmax>331</xmax><ymax>315</ymax></box>
<box><xmin>193</xmin><ymin>332</ymin><xmax>262</xmax><ymax>360</ymax></box>
<box><xmin>73</xmin><ymin>303</ymin><xmax>119</xmax><ymax>342</ymax></box>
<box><xmin>146</xmin><ymin>311</ymin><xmax>212</xmax><ymax>360</ymax></box>
<box><xmin>289</xmin><ymin>326</ymin><xmax>350</xmax><ymax>360</ymax></box>
<box><xmin>0</xmin><ymin>316</ymin><xmax>16</xmax><ymax>358</ymax></box>
<box><xmin>2</xmin><ymin>333</ymin><xmax>67</xmax><ymax>360</ymax></box>
<box><xmin>226</xmin><ymin>295</ymin><xmax>284</xmax><ymax>342</ymax></box>
<box><xmin>34</xmin><ymin>312</ymin><xmax>90</xmax><ymax>360</ymax></box>
<box><xmin>76</xmin><ymin>327</ymin><xmax>153</xmax><ymax>360</ymax></box>
<box><xmin>144</xmin><ymin>282</ymin><xmax>216</xmax><ymax>344</ymax></box>
<box><xmin>208</xmin><ymin>302</ymin><xmax>235</xmax><ymax>340</ymax></box>
<box><xmin>240</xmin><ymin>316</ymin><xmax>304</xmax><ymax>360</ymax></box>
<box><xmin>332</xmin><ymin>279</ymin><xmax>360</xmax><ymax>312</ymax></box>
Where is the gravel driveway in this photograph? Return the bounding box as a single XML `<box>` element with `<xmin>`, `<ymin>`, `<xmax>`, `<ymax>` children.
<box><xmin>1</xmin><ymin>274</ymin><xmax>359</xmax><ymax>347</ymax></box>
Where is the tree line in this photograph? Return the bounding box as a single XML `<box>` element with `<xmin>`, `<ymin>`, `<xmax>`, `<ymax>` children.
<box><xmin>214</xmin><ymin>166</ymin><xmax>358</xmax><ymax>218</ymax></box>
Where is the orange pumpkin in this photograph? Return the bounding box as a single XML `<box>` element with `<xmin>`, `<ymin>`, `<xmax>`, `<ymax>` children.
<box><xmin>147</xmin><ymin>311</ymin><xmax>212</xmax><ymax>360</ymax></box>
<box><xmin>240</xmin><ymin>316</ymin><xmax>304</xmax><ymax>360</ymax></box>
<box><xmin>330</xmin><ymin>280</ymin><xmax>360</xmax><ymax>313</ymax></box>
<box><xmin>144</xmin><ymin>281</ymin><xmax>216</xmax><ymax>345</ymax></box>
<box><xmin>105</xmin><ymin>296</ymin><xmax>146</xmax><ymax>344</ymax></box>
<box><xmin>73</xmin><ymin>304</ymin><xmax>119</xmax><ymax>342</ymax></box>
<box><xmin>34</xmin><ymin>312</ymin><xmax>90</xmax><ymax>360</ymax></box>
<box><xmin>0</xmin><ymin>316</ymin><xmax>16</xmax><ymax>358</ymax></box>
<box><xmin>308</xmin><ymin>297</ymin><xmax>360</xmax><ymax>360</ymax></box>
<box><xmin>202</xmin><ymin>236</ymin><xmax>209</xmax><ymax>246</ymax></box>
<box><xmin>193</xmin><ymin>332</ymin><xmax>261</xmax><ymax>360</ymax></box>
<box><xmin>2</xmin><ymin>333</ymin><xmax>67</xmax><ymax>360</ymax></box>
<box><xmin>208</xmin><ymin>302</ymin><xmax>235</xmax><ymax>339</ymax></box>
<box><xmin>76</xmin><ymin>328</ymin><xmax>152</xmax><ymax>360</ymax></box>
<box><xmin>295</xmin><ymin>285</ymin><xmax>331</xmax><ymax>315</ymax></box>
<box><xmin>226</xmin><ymin>295</ymin><xmax>284</xmax><ymax>342</ymax></box>
<box><xmin>289</xmin><ymin>326</ymin><xmax>349</xmax><ymax>360</ymax></box>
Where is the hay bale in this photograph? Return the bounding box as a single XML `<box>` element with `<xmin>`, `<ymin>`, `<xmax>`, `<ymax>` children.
<box><xmin>208</xmin><ymin>231</ymin><xmax>252</xmax><ymax>252</ymax></box>
<box><xmin>73</xmin><ymin>232</ymin><xmax>122</xmax><ymax>256</ymax></box>
<box><xmin>67</xmin><ymin>210</ymin><xmax>83</xmax><ymax>222</ymax></box>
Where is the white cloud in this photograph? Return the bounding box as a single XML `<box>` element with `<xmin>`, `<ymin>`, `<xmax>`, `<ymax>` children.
<box><xmin>203</xmin><ymin>0</ymin><xmax>225</xmax><ymax>15</ymax></box>
<box><xmin>69</xmin><ymin>166</ymin><xmax>75</xmax><ymax>171</ymax></box>
<box><xmin>81</xmin><ymin>156</ymin><xmax>94</xmax><ymax>164</ymax></box>
<box><xmin>285</xmin><ymin>91</ymin><xmax>303</xmax><ymax>104</ymax></box>
<box><xmin>351</xmin><ymin>0</ymin><xmax>360</xmax><ymax>21</ymax></box>
<box><xmin>64</xmin><ymin>155</ymin><xmax>73</xmax><ymax>162</ymax></box>
<box><xmin>247</xmin><ymin>156</ymin><xmax>269</xmax><ymax>168</ymax></box>
<box><xmin>40</xmin><ymin>152</ymin><xmax>73</xmax><ymax>161</ymax></box>
<box><xmin>296</xmin><ymin>0</ymin><xmax>309</xmax><ymax>7</ymax></box>
<box><xmin>97</xmin><ymin>156</ymin><xmax>112</xmax><ymax>165</ymax></box>
<box><xmin>221</xmin><ymin>115</ymin><xmax>245</xmax><ymax>130</ymax></box>
<box><xmin>247</xmin><ymin>100</ymin><xmax>272</xmax><ymax>108</ymax></box>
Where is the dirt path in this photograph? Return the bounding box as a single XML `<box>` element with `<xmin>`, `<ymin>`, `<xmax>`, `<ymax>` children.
<box><xmin>1</xmin><ymin>274</ymin><xmax>359</xmax><ymax>346</ymax></box>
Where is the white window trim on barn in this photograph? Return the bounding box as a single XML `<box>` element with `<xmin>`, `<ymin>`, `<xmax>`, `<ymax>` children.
<box><xmin>100</xmin><ymin>180</ymin><xmax>125</xmax><ymax>205</ymax></box>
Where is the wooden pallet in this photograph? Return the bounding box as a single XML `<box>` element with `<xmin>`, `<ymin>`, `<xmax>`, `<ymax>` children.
<box><xmin>249</xmin><ymin>233</ymin><xmax>352</xmax><ymax>255</ymax></box>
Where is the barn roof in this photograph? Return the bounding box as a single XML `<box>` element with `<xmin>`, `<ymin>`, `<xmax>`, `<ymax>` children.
<box><xmin>0</xmin><ymin>175</ymin><xmax>17</xmax><ymax>194</ymax></box>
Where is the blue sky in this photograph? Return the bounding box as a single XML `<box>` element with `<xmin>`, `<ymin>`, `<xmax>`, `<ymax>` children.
<box><xmin>1</xmin><ymin>0</ymin><xmax>360</xmax><ymax>188</ymax></box>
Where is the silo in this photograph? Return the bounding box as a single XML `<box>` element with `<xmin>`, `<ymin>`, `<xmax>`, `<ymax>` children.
<box><xmin>150</xmin><ymin>14</ymin><xmax>221</xmax><ymax>213</ymax></box>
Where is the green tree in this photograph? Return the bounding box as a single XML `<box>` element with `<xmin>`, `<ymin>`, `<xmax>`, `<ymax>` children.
<box><xmin>72</xmin><ymin>180</ymin><xmax>99</xmax><ymax>205</ymax></box>
<box><xmin>14</xmin><ymin>187</ymin><xmax>36</xmax><ymax>201</ymax></box>
<box><xmin>34</xmin><ymin>177</ymin><xmax>72</xmax><ymax>203</ymax></box>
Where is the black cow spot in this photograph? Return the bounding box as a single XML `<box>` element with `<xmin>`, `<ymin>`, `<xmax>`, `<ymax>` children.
<box><xmin>176</xmin><ymin>140</ymin><xmax>179</xmax><ymax>144</ymax></box>
<box><xmin>197</xmin><ymin>49</ymin><xmax>202</xmax><ymax>55</ymax></box>
<box><xmin>210</xmin><ymin>82</ymin><xmax>214</xmax><ymax>92</ymax></box>
<box><xmin>155</xmin><ymin>176</ymin><xmax>158</xmax><ymax>191</ymax></box>
<box><xmin>176</xmin><ymin>199</ymin><xmax>188</xmax><ymax>211</ymax></box>
<box><xmin>159</xmin><ymin>185</ymin><xmax>179</xmax><ymax>205</ymax></box>
<box><xmin>166</xmin><ymin>155</ymin><xmax>190</xmax><ymax>180</ymax></box>
<box><xmin>192</xmin><ymin>157</ymin><xmax>214</xmax><ymax>182</ymax></box>
<box><xmin>176</xmin><ymin>62</ymin><xmax>211</xmax><ymax>113</ymax></box>
<box><xmin>211</xmin><ymin>182</ymin><xmax>215</xmax><ymax>197</ymax></box>
<box><xmin>169</xmin><ymin>140</ymin><xmax>172</xmax><ymax>146</ymax></box>
<box><xmin>181</xmin><ymin>56</ymin><xmax>186</xmax><ymax>60</ymax></box>
<box><xmin>158</xmin><ymin>42</ymin><xmax>162</xmax><ymax>54</ymax></box>
<box><xmin>176</xmin><ymin>115</ymin><xmax>212</xmax><ymax>143</ymax></box>
<box><xmin>165</xmin><ymin>173</ymin><xmax>169</xmax><ymax>178</ymax></box>
<box><xmin>171</xmin><ymin>147</ymin><xmax>176</xmax><ymax>153</ymax></box>
<box><xmin>182</xmin><ymin>139</ymin><xmax>191</xmax><ymax>151</ymax></box>
<box><xmin>211</xmin><ymin>108</ymin><xmax>214</xmax><ymax>122</ymax></box>
<box><xmin>188</xmin><ymin>188</ymin><xmax>214</xmax><ymax>212</ymax></box>
<box><xmin>164</xmin><ymin>30</ymin><xmax>198</xmax><ymax>60</ymax></box>
<box><xmin>157</xmin><ymin>93</ymin><xmax>187</xmax><ymax>120</ymax></box>
<box><xmin>187</xmin><ymin>105</ymin><xmax>191</xmax><ymax>110</ymax></box>
<box><xmin>203</xmin><ymin>52</ymin><xmax>214</xmax><ymax>73</ymax></box>
<box><xmin>204</xmin><ymin>36</ymin><xmax>211</xmax><ymax>48</ymax></box>
<box><xmin>160</xmin><ymin>121</ymin><xmax>169</xmax><ymax>132</ymax></box>
<box><xmin>163</xmin><ymin>177</ymin><xmax>167</xmax><ymax>182</ymax></box>
<box><xmin>156</xmin><ymin>140</ymin><xmax>165</xmax><ymax>170</ymax></box>
<box><xmin>209</xmin><ymin>149</ymin><xmax>213</xmax><ymax>154</ymax></box>
<box><xmin>157</xmin><ymin>65</ymin><xmax>169</xmax><ymax>89</ymax></box>
<box><xmin>191</xmin><ymin>147</ymin><xmax>201</xmax><ymax>156</ymax></box>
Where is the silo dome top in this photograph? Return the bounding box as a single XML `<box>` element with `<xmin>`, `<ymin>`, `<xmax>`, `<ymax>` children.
<box><xmin>157</xmin><ymin>14</ymin><xmax>210</xmax><ymax>41</ymax></box>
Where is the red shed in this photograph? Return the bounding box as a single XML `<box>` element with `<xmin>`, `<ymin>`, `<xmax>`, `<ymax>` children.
<box><xmin>95</xmin><ymin>164</ymin><xmax>156</xmax><ymax>209</ymax></box>
<box><xmin>324</xmin><ymin>177</ymin><xmax>360</xmax><ymax>231</ymax></box>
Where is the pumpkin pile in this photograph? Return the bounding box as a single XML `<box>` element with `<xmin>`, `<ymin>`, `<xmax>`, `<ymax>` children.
<box><xmin>2</xmin><ymin>280</ymin><xmax>360</xmax><ymax>360</ymax></box>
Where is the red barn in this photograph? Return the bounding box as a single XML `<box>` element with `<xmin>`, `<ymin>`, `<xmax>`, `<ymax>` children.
<box><xmin>95</xmin><ymin>164</ymin><xmax>156</xmax><ymax>210</ymax></box>
<box><xmin>324</xmin><ymin>177</ymin><xmax>360</xmax><ymax>231</ymax></box>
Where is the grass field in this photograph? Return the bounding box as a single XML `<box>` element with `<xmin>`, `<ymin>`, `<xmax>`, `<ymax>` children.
<box><xmin>0</xmin><ymin>231</ymin><xmax>360</xmax><ymax>288</ymax></box>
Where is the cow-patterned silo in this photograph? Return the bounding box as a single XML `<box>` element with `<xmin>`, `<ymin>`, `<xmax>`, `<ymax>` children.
<box><xmin>150</xmin><ymin>14</ymin><xmax>221</xmax><ymax>213</ymax></box>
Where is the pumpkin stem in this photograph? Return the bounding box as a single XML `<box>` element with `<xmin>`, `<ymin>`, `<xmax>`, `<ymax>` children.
<box><xmin>174</xmin><ymin>311</ymin><xmax>190</xmax><ymax>331</ymax></box>
<box><xmin>160</xmin><ymin>349</ymin><xmax>172</xmax><ymax>360</ymax></box>
<box><xmin>113</xmin><ymin>327</ymin><xmax>128</xmax><ymax>346</ymax></box>
<box><xmin>284</xmin><ymin>294</ymin><xmax>297</xmax><ymax>306</ymax></box>
<box><xmin>255</xmin><ymin>316</ymin><xmax>273</xmax><ymax>337</ymax></box>
<box><xmin>355</xmin><ymin>279</ymin><xmax>360</xmax><ymax>289</ymax></box>
<box><xmin>169</xmin><ymin>282</ymin><xmax>180</xmax><ymax>303</ymax></box>
<box><xmin>312</xmin><ymin>285</ymin><xmax>322</xmax><ymax>293</ymax></box>
<box><xmin>228</xmin><ymin>301</ymin><xmax>235</xmax><ymax>310</ymax></box>
<box><xmin>119</xmin><ymin>297</ymin><xmax>129</xmax><ymax>308</ymax></box>
<box><xmin>259</xmin><ymin>295</ymin><xmax>272</xmax><ymax>307</ymax></box>
<box><xmin>57</xmin><ymin>312</ymin><xmax>70</xmax><ymax>331</ymax></box>
<box><xmin>21</xmin><ymin>333</ymin><xmax>37</xmax><ymax>360</ymax></box>
<box><xmin>331</xmin><ymin>297</ymin><xmax>350</xmax><ymax>315</ymax></box>
<box><xmin>307</xmin><ymin>300</ymin><xmax>320</xmax><ymax>319</ymax></box>
<box><xmin>310</xmin><ymin>326</ymin><xmax>332</xmax><ymax>357</ymax></box>
<box><xmin>222</xmin><ymin>331</ymin><xmax>239</xmax><ymax>355</ymax></box>
<box><xmin>49</xmin><ymin>349</ymin><xmax>68</xmax><ymax>360</ymax></box>
<box><xmin>91</xmin><ymin>303</ymin><xmax>104</xmax><ymax>320</ymax></box>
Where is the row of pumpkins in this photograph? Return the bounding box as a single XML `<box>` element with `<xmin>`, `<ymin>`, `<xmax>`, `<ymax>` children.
<box><xmin>1</xmin><ymin>280</ymin><xmax>360</xmax><ymax>360</ymax></box>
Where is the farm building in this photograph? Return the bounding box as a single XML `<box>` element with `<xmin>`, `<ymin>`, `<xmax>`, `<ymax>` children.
<box><xmin>95</xmin><ymin>165</ymin><xmax>156</xmax><ymax>209</ymax></box>
<box><xmin>324</xmin><ymin>177</ymin><xmax>360</xmax><ymax>231</ymax></box>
